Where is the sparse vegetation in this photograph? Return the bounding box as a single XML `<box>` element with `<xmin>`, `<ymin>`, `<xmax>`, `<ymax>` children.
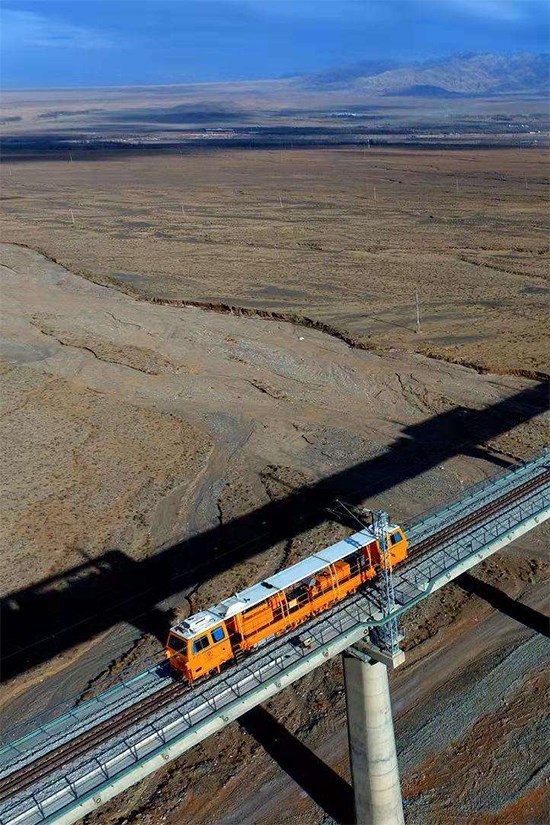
<box><xmin>1</xmin><ymin>147</ymin><xmax>548</xmax><ymax>375</ymax></box>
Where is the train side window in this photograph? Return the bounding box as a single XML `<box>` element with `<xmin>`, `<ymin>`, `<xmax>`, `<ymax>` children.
<box><xmin>390</xmin><ymin>532</ymin><xmax>403</xmax><ymax>544</ymax></box>
<box><xmin>211</xmin><ymin>626</ymin><xmax>225</xmax><ymax>643</ymax></box>
<box><xmin>192</xmin><ymin>635</ymin><xmax>210</xmax><ymax>653</ymax></box>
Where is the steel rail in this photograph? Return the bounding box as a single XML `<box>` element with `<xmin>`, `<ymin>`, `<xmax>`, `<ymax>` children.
<box><xmin>0</xmin><ymin>683</ymin><xmax>189</xmax><ymax>802</ymax></box>
<box><xmin>0</xmin><ymin>465</ymin><xmax>547</xmax><ymax>805</ymax></box>
<box><xmin>403</xmin><ymin>469</ymin><xmax>549</xmax><ymax>565</ymax></box>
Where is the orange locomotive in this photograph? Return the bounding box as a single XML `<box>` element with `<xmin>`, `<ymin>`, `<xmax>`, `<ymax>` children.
<box><xmin>166</xmin><ymin>524</ymin><xmax>409</xmax><ymax>683</ymax></box>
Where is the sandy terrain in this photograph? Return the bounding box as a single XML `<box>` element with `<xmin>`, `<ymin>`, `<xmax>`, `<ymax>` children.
<box><xmin>1</xmin><ymin>148</ymin><xmax>548</xmax><ymax>378</ymax></box>
<box><xmin>0</xmin><ymin>242</ymin><xmax>548</xmax><ymax>824</ymax></box>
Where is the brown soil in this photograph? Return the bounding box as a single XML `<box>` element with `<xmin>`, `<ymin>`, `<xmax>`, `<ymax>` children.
<box><xmin>0</xmin><ymin>177</ymin><xmax>548</xmax><ymax>825</ymax></box>
<box><xmin>1</xmin><ymin>147</ymin><xmax>548</xmax><ymax>377</ymax></box>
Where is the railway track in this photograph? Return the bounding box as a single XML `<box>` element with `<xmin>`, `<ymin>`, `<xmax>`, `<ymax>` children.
<box><xmin>404</xmin><ymin>468</ymin><xmax>549</xmax><ymax>567</ymax></box>
<box><xmin>1</xmin><ymin>465</ymin><xmax>548</xmax><ymax>805</ymax></box>
<box><xmin>0</xmin><ymin>681</ymin><xmax>190</xmax><ymax>804</ymax></box>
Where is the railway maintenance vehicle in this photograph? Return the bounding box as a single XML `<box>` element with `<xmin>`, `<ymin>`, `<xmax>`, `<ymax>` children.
<box><xmin>166</xmin><ymin>523</ymin><xmax>409</xmax><ymax>682</ymax></box>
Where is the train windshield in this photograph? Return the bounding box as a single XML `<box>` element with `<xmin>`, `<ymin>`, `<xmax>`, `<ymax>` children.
<box><xmin>168</xmin><ymin>633</ymin><xmax>187</xmax><ymax>654</ymax></box>
<box><xmin>192</xmin><ymin>635</ymin><xmax>210</xmax><ymax>653</ymax></box>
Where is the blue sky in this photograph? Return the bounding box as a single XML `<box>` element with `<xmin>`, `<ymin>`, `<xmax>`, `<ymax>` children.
<box><xmin>1</xmin><ymin>0</ymin><xmax>548</xmax><ymax>89</ymax></box>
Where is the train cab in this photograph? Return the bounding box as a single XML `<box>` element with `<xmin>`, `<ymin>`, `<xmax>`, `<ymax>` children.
<box><xmin>384</xmin><ymin>525</ymin><xmax>409</xmax><ymax>567</ymax></box>
<box><xmin>166</xmin><ymin>611</ymin><xmax>233</xmax><ymax>682</ymax></box>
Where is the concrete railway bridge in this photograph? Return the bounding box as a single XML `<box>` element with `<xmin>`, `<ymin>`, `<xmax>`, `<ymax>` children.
<box><xmin>0</xmin><ymin>451</ymin><xmax>548</xmax><ymax>825</ymax></box>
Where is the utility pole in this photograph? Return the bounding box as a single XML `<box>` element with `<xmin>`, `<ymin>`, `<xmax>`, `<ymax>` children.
<box><xmin>372</xmin><ymin>510</ymin><xmax>400</xmax><ymax>656</ymax></box>
<box><xmin>70</xmin><ymin>209</ymin><xmax>75</xmax><ymax>226</ymax></box>
<box><xmin>415</xmin><ymin>288</ymin><xmax>421</xmax><ymax>334</ymax></box>
<box><xmin>344</xmin><ymin>509</ymin><xmax>405</xmax><ymax>825</ymax></box>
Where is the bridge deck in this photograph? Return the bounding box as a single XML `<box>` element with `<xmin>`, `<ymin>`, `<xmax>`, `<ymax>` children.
<box><xmin>0</xmin><ymin>451</ymin><xmax>548</xmax><ymax>825</ymax></box>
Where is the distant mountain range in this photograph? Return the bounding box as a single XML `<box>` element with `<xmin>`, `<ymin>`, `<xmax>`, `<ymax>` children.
<box><xmin>296</xmin><ymin>53</ymin><xmax>549</xmax><ymax>97</ymax></box>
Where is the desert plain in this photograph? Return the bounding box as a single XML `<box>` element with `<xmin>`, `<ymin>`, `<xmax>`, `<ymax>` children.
<box><xmin>1</xmin><ymin>146</ymin><xmax>548</xmax><ymax>374</ymax></box>
<box><xmin>0</xmin><ymin>140</ymin><xmax>548</xmax><ymax>825</ymax></box>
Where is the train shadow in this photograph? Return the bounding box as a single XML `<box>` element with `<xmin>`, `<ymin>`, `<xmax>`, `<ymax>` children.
<box><xmin>240</xmin><ymin>706</ymin><xmax>354</xmax><ymax>824</ymax></box>
<box><xmin>456</xmin><ymin>572</ymin><xmax>550</xmax><ymax>637</ymax></box>
<box><xmin>1</xmin><ymin>380</ymin><xmax>547</xmax><ymax>682</ymax></box>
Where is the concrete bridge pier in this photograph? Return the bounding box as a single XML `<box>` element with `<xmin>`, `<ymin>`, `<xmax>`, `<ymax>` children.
<box><xmin>344</xmin><ymin>651</ymin><xmax>405</xmax><ymax>825</ymax></box>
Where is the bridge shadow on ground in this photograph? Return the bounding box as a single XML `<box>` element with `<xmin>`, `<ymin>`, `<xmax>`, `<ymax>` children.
<box><xmin>240</xmin><ymin>706</ymin><xmax>354</xmax><ymax>824</ymax></box>
<box><xmin>1</xmin><ymin>381</ymin><xmax>548</xmax><ymax>682</ymax></box>
<box><xmin>456</xmin><ymin>572</ymin><xmax>550</xmax><ymax>637</ymax></box>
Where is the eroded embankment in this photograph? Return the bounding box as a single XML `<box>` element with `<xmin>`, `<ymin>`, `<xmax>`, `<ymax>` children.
<box><xmin>9</xmin><ymin>242</ymin><xmax>548</xmax><ymax>383</ymax></box>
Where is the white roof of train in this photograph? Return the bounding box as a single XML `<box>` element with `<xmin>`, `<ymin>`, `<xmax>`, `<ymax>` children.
<box><xmin>171</xmin><ymin>525</ymin><xmax>382</xmax><ymax>640</ymax></box>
